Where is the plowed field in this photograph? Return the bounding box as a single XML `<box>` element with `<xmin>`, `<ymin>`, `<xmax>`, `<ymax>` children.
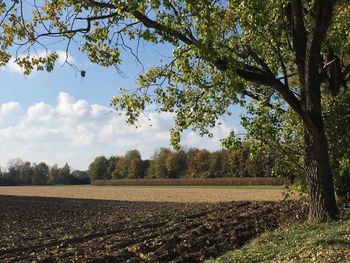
<box><xmin>0</xmin><ymin>195</ymin><xmax>306</xmax><ymax>262</ymax></box>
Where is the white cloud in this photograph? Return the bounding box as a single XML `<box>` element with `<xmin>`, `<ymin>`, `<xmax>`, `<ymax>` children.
<box><xmin>182</xmin><ymin>120</ymin><xmax>234</xmax><ymax>151</ymax></box>
<box><xmin>0</xmin><ymin>101</ymin><xmax>21</xmax><ymax>124</ymax></box>
<box><xmin>0</xmin><ymin>101</ymin><xmax>21</xmax><ymax>115</ymax></box>
<box><xmin>0</xmin><ymin>92</ymin><xmax>237</xmax><ymax>170</ymax></box>
<box><xmin>1</xmin><ymin>60</ymin><xmax>23</xmax><ymax>74</ymax></box>
<box><xmin>26</xmin><ymin>102</ymin><xmax>53</xmax><ymax>122</ymax></box>
<box><xmin>56</xmin><ymin>50</ymin><xmax>75</xmax><ymax>65</ymax></box>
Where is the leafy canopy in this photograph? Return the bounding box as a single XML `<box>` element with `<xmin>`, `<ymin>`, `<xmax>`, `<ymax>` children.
<box><xmin>1</xmin><ymin>0</ymin><xmax>349</xmax><ymax>149</ymax></box>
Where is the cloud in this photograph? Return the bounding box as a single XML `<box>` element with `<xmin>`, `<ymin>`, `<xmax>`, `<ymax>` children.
<box><xmin>181</xmin><ymin>119</ymin><xmax>235</xmax><ymax>151</ymax></box>
<box><xmin>0</xmin><ymin>50</ymin><xmax>75</xmax><ymax>75</ymax></box>
<box><xmin>0</xmin><ymin>101</ymin><xmax>21</xmax><ymax>115</ymax></box>
<box><xmin>1</xmin><ymin>60</ymin><xmax>23</xmax><ymax>74</ymax></box>
<box><xmin>0</xmin><ymin>92</ymin><xmax>236</xmax><ymax>170</ymax></box>
<box><xmin>56</xmin><ymin>51</ymin><xmax>76</xmax><ymax>65</ymax></box>
<box><xmin>0</xmin><ymin>101</ymin><xmax>21</xmax><ymax>124</ymax></box>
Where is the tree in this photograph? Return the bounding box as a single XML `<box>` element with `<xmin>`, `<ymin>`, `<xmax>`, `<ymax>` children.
<box><xmin>7</xmin><ymin>158</ymin><xmax>24</xmax><ymax>184</ymax></box>
<box><xmin>48</xmin><ymin>165</ymin><xmax>60</xmax><ymax>184</ymax></box>
<box><xmin>32</xmin><ymin>162</ymin><xmax>49</xmax><ymax>185</ymax></box>
<box><xmin>111</xmin><ymin>150</ymin><xmax>146</xmax><ymax>178</ymax></box>
<box><xmin>125</xmin><ymin>150</ymin><xmax>142</xmax><ymax>178</ymax></box>
<box><xmin>208</xmin><ymin>151</ymin><xmax>223</xmax><ymax>178</ymax></box>
<box><xmin>107</xmin><ymin>156</ymin><xmax>117</xmax><ymax>179</ymax></box>
<box><xmin>19</xmin><ymin>162</ymin><xmax>34</xmax><ymax>185</ymax></box>
<box><xmin>112</xmin><ymin>156</ymin><xmax>127</xmax><ymax>179</ymax></box>
<box><xmin>165</xmin><ymin>150</ymin><xmax>187</xmax><ymax>178</ymax></box>
<box><xmin>128</xmin><ymin>158</ymin><xmax>144</xmax><ymax>179</ymax></box>
<box><xmin>71</xmin><ymin>170</ymin><xmax>91</xmax><ymax>184</ymax></box>
<box><xmin>5</xmin><ymin>0</ymin><xmax>350</xmax><ymax>221</ymax></box>
<box><xmin>146</xmin><ymin>148</ymin><xmax>171</xmax><ymax>178</ymax></box>
<box><xmin>241</xmin><ymin>98</ymin><xmax>305</xmax><ymax>182</ymax></box>
<box><xmin>88</xmin><ymin>156</ymin><xmax>109</xmax><ymax>181</ymax></box>
<box><xmin>246</xmin><ymin>87</ymin><xmax>350</xmax><ymax>197</ymax></box>
<box><xmin>323</xmin><ymin>89</ymin><xmax>350</xmax><ymax>201</ymax></box>
<box><xmin>186</xmin><ymin>148</ymin><xmax>200</xmax><ymax>178</ymax></box>
<box><xmin>48</xmin><ymin>163</ymin><xmax>71</xmax><ymax>184</ymax></box>
<box><xmin>58</xmin><ymin>163</ymin><xmax>71</xmax><ymax>184</ymax></box>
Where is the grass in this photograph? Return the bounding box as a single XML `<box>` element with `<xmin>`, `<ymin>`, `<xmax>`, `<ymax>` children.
<box><xmin>207</xmin><ymin>212</ymin><xmax>350</xmax><ymax>263</ymax></box>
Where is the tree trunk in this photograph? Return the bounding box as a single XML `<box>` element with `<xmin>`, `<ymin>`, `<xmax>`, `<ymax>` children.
<box><xmin>303</xmin><ymin>122</ymin><xmax>338</xmax><ymax>222</ymax></box>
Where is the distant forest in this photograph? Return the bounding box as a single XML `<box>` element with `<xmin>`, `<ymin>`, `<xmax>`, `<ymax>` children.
<box><xmin>88</xmin><ymin>141</ymin><xmax>281</xmax><ymax>181</ymax></box>
<box><xmin>0</xmin><ymin>141</ymin><xmax>283</xmax><ymax>186</ymax></box>
<box><xmin>0</xmin><ymin>160</ymin><xmax>90</xmax><ymax>186</ymax></box>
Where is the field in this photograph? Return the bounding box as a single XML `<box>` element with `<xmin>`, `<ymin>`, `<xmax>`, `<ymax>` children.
<box><xmin>0</xmin><ymin>195</ymin><xmax>305</xmax><ymax>262</ymax></box>
<box><xmin>0</xmin><ymin>185</ymin><xmax>287</xmax><ymax>202</ymax></box>
<box><xmin>93</xmin><ymin>177</ymin><xmax>289</xmax><ymax>186</ymax></box>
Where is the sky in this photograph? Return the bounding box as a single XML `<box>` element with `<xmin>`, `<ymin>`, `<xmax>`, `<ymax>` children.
<box><xmin>0</xmin><ymin>35</ymin><xmax>244</xmax><ymax>171</ymax></box>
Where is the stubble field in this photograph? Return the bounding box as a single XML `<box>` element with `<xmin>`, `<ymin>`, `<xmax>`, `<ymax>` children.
<box><xmin>0</xmin><ymin>185</ymin><xmax>286</xmax><ymax>202</ymax></box>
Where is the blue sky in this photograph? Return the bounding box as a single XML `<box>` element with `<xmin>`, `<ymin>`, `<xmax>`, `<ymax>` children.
<box><xmin>0</xmin><ymin>39</ymin><xmax>244</xmax><ymax>170</ymax></box>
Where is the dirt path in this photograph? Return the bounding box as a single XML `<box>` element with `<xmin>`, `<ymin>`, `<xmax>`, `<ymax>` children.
<box><xmin>0</xmin><ymin>185</ymin><xmax>286</xmax><ymax>202</ymax></box>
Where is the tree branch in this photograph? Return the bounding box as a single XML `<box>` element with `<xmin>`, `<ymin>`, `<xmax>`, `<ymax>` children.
<box><xmin>290</xmin><ymin>0</ymin><xmax>307</xmax><ymax>86</ymax></box>
<box><xmin>236</xmin><ymin>64</ymin><xmax>303</xmax><ymax>116</ymax></box>
<box><xmin>242</xmin><ymin>90</ymin><xmax>286</xmax><ymax>113</ymax></box>
<box><xmin>131</xmin><ymin>10</ymin><xmax>195</xmax><ymax>45</ymax></box>
<box><xmin>88</xmin><ymin>0</ymin><xmax>115</xmax><ymax>9</ymax></box>
<box><xmin>305</xmin><ymin>0</ymin><xmax>336</xmax><ymax>86</ymax></box>
<box><xmin>244</xmin><ymin>46</ymin><xmax>275</xmax><ymax>77</ymax></box>
<box><xmin>36</xmin><ymin>12</ymin><xmax>119</xmax><ymax>38</ymax></box>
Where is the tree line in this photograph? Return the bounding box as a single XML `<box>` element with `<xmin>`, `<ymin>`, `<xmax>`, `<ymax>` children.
<box><xmin>0</xmin><ymin>142</ymin><xmax>278</xmax><ymax>186</ymax></box>
<box><xmin>88</xmin><ymin>142</ymin><xmax>276</xmax><ymax>181</ymax></box>
<box><xmin>0</xmin><ymin>159</ymin><xmax>90</xmax><ymax>186</ymax></box>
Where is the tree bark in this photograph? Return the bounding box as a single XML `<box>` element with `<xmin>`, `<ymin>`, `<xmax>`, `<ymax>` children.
<box><xmin>303</xmin><ymin>117</ymin><xmax>338</xmax><ymax>222</ymax></box>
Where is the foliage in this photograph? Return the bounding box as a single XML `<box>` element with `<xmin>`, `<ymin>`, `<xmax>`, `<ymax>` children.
<box><xmin>70</xmin><ymin>170</ymin><xmax>91</xmax><ymax>184</ymax></box>
<box><xmin>186</xmin><ymin>148</ymin><xmax>210</xmax><ymax>178</ymax></box>
<box><xmin>146</xmin><ymin>148</ymin><xmax>172</xmax><ymax>179</ymax></box>
<box><xmin>111</xmin><ymin>150</ymin><xmax>149</xmax><ymax>179</ymax></box>
<box><xmin>4</xmin><ymin>0</ymin><xmax>347</xmax><ymax>146</ymax></box>
<box><xmin>241</xmin><ymin>101</ymin><xmax>306</xmax><ymax>189</ymax></box>
<box><xmin>88</xmin><ymin>156</ymin><xmax>110</xmax><ymax>180</ymax></box>
<box><xmin>92</xmin><ymin>144</ymin><xmax>277</xmax><ymax>180</ymax></box>
<box><xmin>0</xmin><ymin>159</ymin><xmax>88</xmax><ymax>186</ymax></box>
<box><xmin>243</xmin><ymin>87</ymin><xmax>350</xmax><ymax>199</ymax></box>
<box><xmin>32</xmin><ymin>162</ymin><xmax>49</xmax><ymax>185</ymax></box>
<box><xmin>323</xmin><ymin>89</ymin><xmax>350</xmax><ymax>198</ymax></box>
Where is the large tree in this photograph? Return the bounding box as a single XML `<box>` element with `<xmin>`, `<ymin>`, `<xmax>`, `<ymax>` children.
<box><xmin>88</xmin><ymin>156</ymin><xmax>109</xmax><ymax>180</ymax></box>
<box><xmin>1</xmin><ymin>0</ymin><xmax>350</xmax><ymax>222</ymax></box>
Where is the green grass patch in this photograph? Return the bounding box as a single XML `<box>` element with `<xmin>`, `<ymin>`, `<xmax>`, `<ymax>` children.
<box><xmin>207</xmin><ymin>215</ymin><xmax>350</xmax><ymax>263</ymax></box>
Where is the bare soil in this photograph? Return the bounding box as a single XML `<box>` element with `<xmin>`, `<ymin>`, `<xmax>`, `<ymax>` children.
<box><xmin>0</xmin><ymin>185</ymin><xmax>286</xmax><ymax>202</ymax></box>
<box><xmin>0</xmin><ymin>195</ymin><xmax>306</xmax><ymax>262</ymax></box>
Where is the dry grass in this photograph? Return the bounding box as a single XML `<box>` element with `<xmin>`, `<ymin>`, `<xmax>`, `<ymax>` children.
<box><xmin>0</xmin><ymin>185</ymin><xmax>288</xmax><ymax>202</ymax></box>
